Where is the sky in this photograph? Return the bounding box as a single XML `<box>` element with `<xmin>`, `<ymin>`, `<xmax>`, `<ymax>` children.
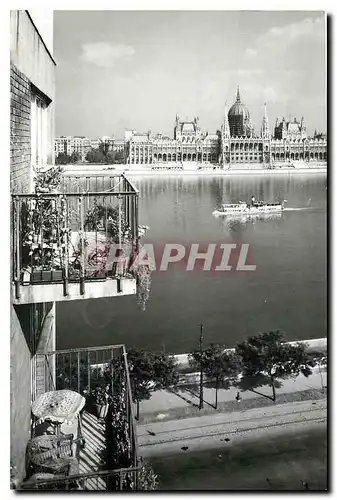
<box><xmin>54</xmin><ymin>10</ymin><xmax>326</xmax><ymax>139</ymax></box>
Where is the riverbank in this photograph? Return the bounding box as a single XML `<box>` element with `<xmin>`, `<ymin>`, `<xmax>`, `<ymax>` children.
<box><xmin>62</xmin><ymin>163</ymin><xmax>327</xmax><ymax>177</ymax></box>
<box><xmin>173</xmin><ymin>337</ymin><xmax>327</xmax><ymax>370</ymax></box>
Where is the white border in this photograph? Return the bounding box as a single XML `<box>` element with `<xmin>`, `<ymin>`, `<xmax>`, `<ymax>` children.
<box><xmin>2</xmin><ymin>2</ymin><xmax>333</xmax><ymax>498</ymax></box>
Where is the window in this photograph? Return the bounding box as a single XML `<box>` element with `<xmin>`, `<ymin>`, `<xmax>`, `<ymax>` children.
<box><xmin>31</xmin><ymin>94</ymin><xmax>48</xmax><ymax>167</ymax></box>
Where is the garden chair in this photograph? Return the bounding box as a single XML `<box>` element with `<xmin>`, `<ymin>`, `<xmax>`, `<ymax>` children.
<box><xmin>26</xmin><ymin>433</ymin><xmax>80</xmax><ymax>477</ymax></box>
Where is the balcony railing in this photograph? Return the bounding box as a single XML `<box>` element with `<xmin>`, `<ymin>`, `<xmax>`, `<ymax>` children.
<box><xmin>28</xmin><ymin>344</ymin><xmax>140</xmax><ymax>491</ymax></box>
<box><xmin>12</xmin><ymin>175</ymin><xmax>139</xmax><ymax>303</ymax></box>
<box><xmin>21</xmin><ymin>467</ymin><xmax>141</xmax><ymax>491</ymax></box>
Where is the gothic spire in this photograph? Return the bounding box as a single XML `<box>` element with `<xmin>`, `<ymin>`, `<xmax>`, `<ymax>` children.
<box><xmin>236</xmin><ymin>85</ymin><xmax>241</xmax><ymax>103</ymax></box>
<box><xmin>223</xmin><ymin>100</ymin><xmax>230</xmax><ymax>139</ymax></box>
<box><xmin>261</xmin><ymin>102</ymin><xmax>270</xmax><ymax>139</ymax></box>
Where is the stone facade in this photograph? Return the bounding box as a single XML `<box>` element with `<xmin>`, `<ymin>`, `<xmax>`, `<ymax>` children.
<box><xmin>125</xmin><ymin>86</ymin><xmax>327</xmax><ymax>167</ymax></box>
<box><xmin>126</xmin><ymin>116</ymin><xmax>220</xmax><ymax>165</ymax></box>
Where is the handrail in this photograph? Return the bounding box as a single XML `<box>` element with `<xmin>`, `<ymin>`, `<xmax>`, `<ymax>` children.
<box><xmin>123</xmin><ymin>175</ymin><xmax>139</xmax><ymax>195</ymax></box>
<box><xmin>20</xmin><ymin>465</ymin><xmax>141</xmax><ymax>489</ymax></box>
<box><xmin>12</xmin><ymin>187</ymin><xmax>139</xmax><ymax>286</ymax></box>
<box><xmin>44</xmin><ymin>344</ymin><xmax>126</xmax><ymax>356</ymax></box>
<box><xmin>123</xmin><ymin>348</ymin><xmax>140</xmax><ymax>471</ymax></box>
<box><xmin>11</xmin><ymin>191</ymin><xmax>137</xmax><ymax>198</ymax></box>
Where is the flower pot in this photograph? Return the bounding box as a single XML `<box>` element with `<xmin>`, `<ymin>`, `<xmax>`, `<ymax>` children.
<box><xmin>31</xmin><ymin>270</ymin><xmax>63</xmax><ymax>283</ymax></box>
<box><xmin>91</xmin><ymin>403</ymin><xmax>109</xmax><ymax>419</ymax></box>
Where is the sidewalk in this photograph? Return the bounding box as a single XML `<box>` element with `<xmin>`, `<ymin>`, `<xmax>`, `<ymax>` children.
<box><xmin>138</xmin><ymin>366</ymin><xmax>327</xmax><ymax>423</ymax></box>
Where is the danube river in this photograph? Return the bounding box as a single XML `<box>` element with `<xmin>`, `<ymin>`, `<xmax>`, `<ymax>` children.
<box><xmin>57</xmin><ymin>173</ymin><xmax>327</xmax><ymax>353</ymax></box>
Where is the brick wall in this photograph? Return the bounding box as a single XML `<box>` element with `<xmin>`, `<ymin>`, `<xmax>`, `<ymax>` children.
<box><xmin>10</xmin><ymin>63</ymin><xmax>32</xmax><ymax>195</ymax></box>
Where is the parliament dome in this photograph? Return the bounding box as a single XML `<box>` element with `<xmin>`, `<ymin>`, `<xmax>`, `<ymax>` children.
<box><xmin>228</xmin><ymin>86</ymin><xmax>253</xmax><ymax>137</ymax></box>
<box><xmin>228</xmin><ymin>86</ymin><xmax>250</xmax><ymax>119</ymax></box>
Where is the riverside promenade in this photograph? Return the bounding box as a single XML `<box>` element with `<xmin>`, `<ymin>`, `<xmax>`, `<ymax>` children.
<box><xmin>138</xmin><ymin>365</ymin><xmax>327</xmax><ymax>424</ymax></box>
<box><xmin>138</xmin><ymin>364</ymin><xmax>327</xmax><ymax>490</ymax></box>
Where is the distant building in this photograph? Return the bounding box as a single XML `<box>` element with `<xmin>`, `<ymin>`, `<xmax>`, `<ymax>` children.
<box><xmin>55</xmin><ymin>135</ymin><xmax>125</xmax><ymax>161</ymax></box>
<box><xmin>126</xmin><ymin>117</ymin><xmax>220</xmax><ymax>165</ymax></box>
<box><xmin>125</xmin><ymin>86</ymin><xmax>327</xmax><ymax>166</ymax></box>
<box><xmin>54</xmin><ymin>136</ymin><xmax>91</xmax><ymax>161</ymax></box>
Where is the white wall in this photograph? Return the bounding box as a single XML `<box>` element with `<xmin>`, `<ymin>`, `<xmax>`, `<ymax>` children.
<box><xmin>28</xmin><ymin>9</ymin><xmax>54</xmax><ymax>57</ymax></box>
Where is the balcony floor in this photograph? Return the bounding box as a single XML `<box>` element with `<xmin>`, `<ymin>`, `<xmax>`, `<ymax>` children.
<box><xmin>12</xmin><ymin>277</ymin><xmax>136</xmax><ymax>304</ymax></box>
<box><xmin>61</xmin><ymin>410</ymin><xmax>108</xmax><ymax>490</ymax></box>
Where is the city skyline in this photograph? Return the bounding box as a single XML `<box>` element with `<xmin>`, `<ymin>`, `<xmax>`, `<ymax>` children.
<box><xmin>54</xmin><ymin>10</ymin><xmax>326</xmax><ymax>138</ymax></box>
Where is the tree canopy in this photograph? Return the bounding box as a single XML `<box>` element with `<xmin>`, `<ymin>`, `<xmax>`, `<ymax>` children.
<box><xmin>189</xmin><ymin>344</ymin><xmax>241</xmax><ymax>408</ymax></box>
<box><xmin>55</xmin><ymin>152</ymin><xmax>71</xmax><ymax>165</ymax></box>
<box><xmin>69</xmin><ymin>151</ymin><xmax>81</xmax><ymax>163</ymax></box>
<box><xmin>235</xmin><ymin>330</ymin><xmax>316</xmax><ymax>401</ymax></box>
<box><xmin>86</xmin><ymin>148</ymin><xmax>106</xmax><ymax>164</ymax></box>
<box><xmin>110</xmin><ymin>348</ymin><xmax>179</xmax><ymax>419</ymax></box>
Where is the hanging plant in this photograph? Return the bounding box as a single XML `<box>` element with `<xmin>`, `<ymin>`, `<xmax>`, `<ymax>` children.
<box><xmin>33</xmin><ymin>166</ymin><xmax>64</xmax><ymax>193</ymax></box>
<box><xmin>137</xmin><ymin>460</ymin><xmax>159</xmax><ymax>490</ymax></box>
<box><xmin>136</xmin><ymin>265</ymin><xmax>152</xmax><ymax>312</ymax></box>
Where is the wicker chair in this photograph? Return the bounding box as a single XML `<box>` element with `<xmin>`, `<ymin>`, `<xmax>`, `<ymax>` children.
<box><xmin>27</xmin><ymin>434</ymin><xmax>79</xmax><ymax>476</ymax></box>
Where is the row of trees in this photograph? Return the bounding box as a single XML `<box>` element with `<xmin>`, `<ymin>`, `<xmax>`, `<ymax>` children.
<box><xmin>55</xmin><ymin>151</ymin><xmax>81</xmax><ymax>165</ymax></box>
<box><xmin>86</xmin><ymin>143</ymin><xmax>125</xmax><ymax>164</ymax></box>
<box><xmin>123</xmin><ymin>331</ymin><xmax>324</xmax><ymax>417</ymax></box>
<box><xmin>55</xmin><ymin>144</ymin><xmax>125</xmax><ymax>165</ymax></box>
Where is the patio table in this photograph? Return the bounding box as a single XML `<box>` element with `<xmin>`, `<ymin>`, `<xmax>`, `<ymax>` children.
<box><xmin>31</xmin><ymin>390</ymin><xmax>85</xmax><ymax>433</ymax></box>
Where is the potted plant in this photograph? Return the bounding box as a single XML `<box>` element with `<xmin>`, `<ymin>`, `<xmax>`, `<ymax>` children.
<box><xmin>86</xmin><ymin>386</ymin><xmax>112</xmax><ymax>420</ymax></box>
<box><xmin>85</xmin><ymin>203</ymin><xmax>128</xmax><ymax>243</ymax></box>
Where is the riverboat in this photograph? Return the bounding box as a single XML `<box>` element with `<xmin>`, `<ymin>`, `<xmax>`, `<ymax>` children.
<box><xmin>213</xmin><ymin>196</ymin><xmax>286</xmax><ymax>215</ymax></box>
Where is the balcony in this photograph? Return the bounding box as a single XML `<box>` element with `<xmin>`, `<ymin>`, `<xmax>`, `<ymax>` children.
<box><xmin>12</xmin><ymin>175</ymin><xmax>140</xmax><ymax>304</ymax></box>
<box><xmin>21</xmin><ymin>344</ymin><xmax>140</xmax><ymax>491</ymax></box>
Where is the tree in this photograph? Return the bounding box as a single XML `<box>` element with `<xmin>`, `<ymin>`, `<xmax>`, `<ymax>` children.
<box><xmin>55</xmin><ymin>152</ymin><xmax>70</xmax><ymax>165</ymax></box>
<box><xmin>114</xmin><ymin>150</ymin><xmax>125</xmax><ymax>164</ymax></box>
<box><xmin>111</xmin><ymin>349</ymin><xmax>179</xmax><ymax>420</ymax></box>
<box><xmin>86</xmin><ymin>148</ymin><xmax>106</xmax><ymax>164</ymax></box>
<box><xmin>152</xmin><ymin>350</ymin><xmax>179</xmax><ymax>390</ymax></box>
<box><xmin>235</xmin><ymin>331</ymin><xmax>316</xmax><ymax>401</ymax></box>
<box><xmin>189</xmin><ymin>344</ymin><xmax>241</xmax><ymax>409</ymax></box>
<box><xmin>69</xmin><ymin>151</ymin><xmax>81</xmax><ymax>164</ymax></box>
<box><xmin>127</xmin><ymin>349</ymin><xmax>154</xmax><ymax>420</ymax></box>
<box><xmin>105</xmin><ymin>151</ymin><xmax>115</xmax><ymax>164</ymax></box>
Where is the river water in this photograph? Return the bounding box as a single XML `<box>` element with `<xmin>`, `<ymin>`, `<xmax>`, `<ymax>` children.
<box><xmin>57</xmin><ymin>173</ymin><xmax>327</xmax><ymax>353</ymax></box>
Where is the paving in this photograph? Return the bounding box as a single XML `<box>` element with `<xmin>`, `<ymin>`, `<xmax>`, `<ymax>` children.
<box><xmin>138</xmin><ymin>365</ymin><xmax>327</xmax><ymax>418</ymax></box>
<box><xmin>137</xmin><ymin>399</ymin><xmax>327</xmax><ymax>458</ymax></box>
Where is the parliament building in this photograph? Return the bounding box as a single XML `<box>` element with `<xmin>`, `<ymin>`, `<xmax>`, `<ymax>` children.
<box><xmin>125</xmin><ymin>87</ymin><xmax>327</xmax><ymax>167</ymax></box>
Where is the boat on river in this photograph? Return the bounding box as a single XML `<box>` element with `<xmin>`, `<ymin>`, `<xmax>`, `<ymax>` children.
<box><xmin>213</xmin><ymin>196</ymin><xmax>287</xmax><ymax>216</ymax></box>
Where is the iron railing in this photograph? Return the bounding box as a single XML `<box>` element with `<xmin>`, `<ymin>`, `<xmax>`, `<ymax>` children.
<box><xmin>12</xmin><ymin>175</ymin><xmax>139</xmax><ymax>296</ymax></box>
<box><xmin>20</xmin><ymin>466</ymin><xmax>140</xmax><ymax>491</ymax></box>
<box><xmin>31</xmin><ymin>344</ymin><xmax>140</xmax><ymax>491</ymax></box>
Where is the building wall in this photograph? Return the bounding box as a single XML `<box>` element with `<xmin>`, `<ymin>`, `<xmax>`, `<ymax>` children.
<box><xmin>10</xmin><ymin>10</ymin><xmax>56</xmax><ymax>487</ymax></box>
<box><xmin>10</xmin><ymin>302</ymin><xmax>55</xmax><ymax>483</ymax></box>
<box><xmin>10</xmin><ymin>10</ymin><xmax>56</xmax><ymax>176</ymax></box>
<box><xmin>27</xmin><ymin>9</ymin><xmax>54</xmax><ymax>57</ymax></box>
<box><xmin>10</xmin><ymin>306</ymin><xmax>32</xmax><ymax>482</ymax></box>
<box><xmin>10</xmin><ymin>64</ymin><xmax>32</xmax><ymax>194</ymax></box>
